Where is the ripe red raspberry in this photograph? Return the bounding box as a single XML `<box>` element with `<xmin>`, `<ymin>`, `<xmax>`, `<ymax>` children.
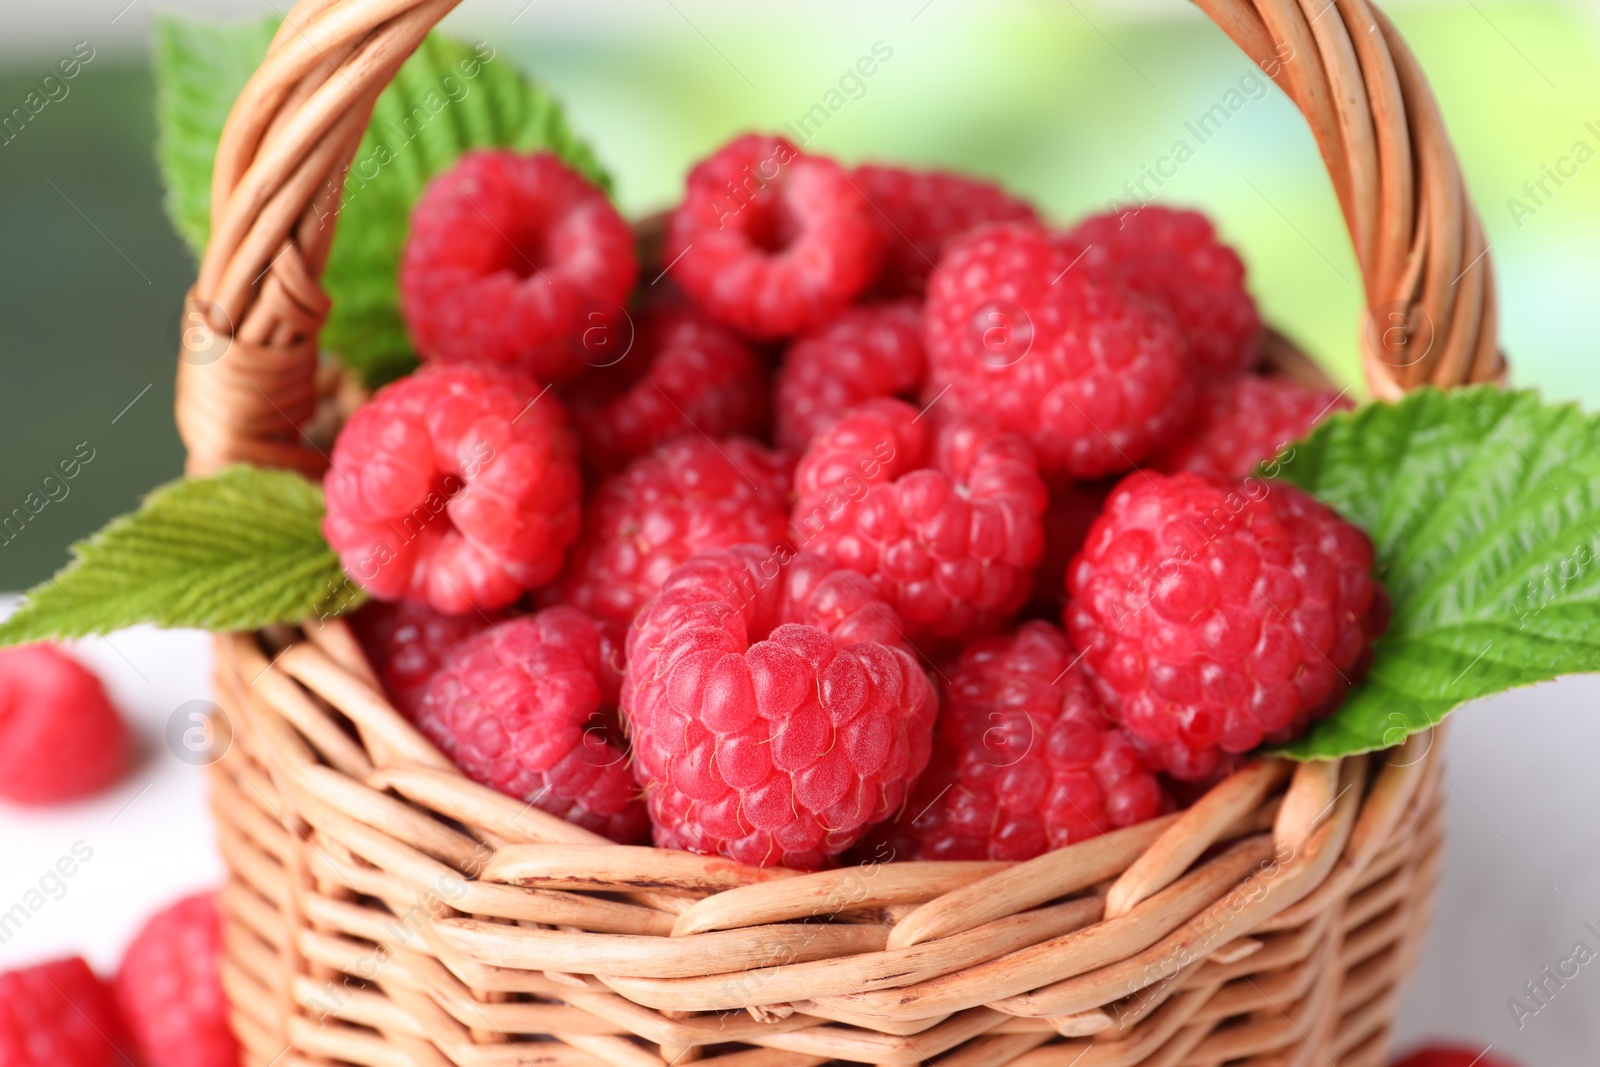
<box><xmin>664</xmin><ymin>134</ymin><xmax>886</xmax><ymax>339</ymax></box>
<box><xmin>114</xmin><ymin>892</ymin><xmax>236</xmax><ymax>1067</ymax></box>
<box><xmin>623</xmin><ymin>546</ymin><xmax>937</xmax><ymax>869</ymax></box>
<box><xmin>882</xmin><ymin>622</ymin><xmax>1167</xmax><ymax>862</ymax></box>
<box><xmin>925</xmin><ymin>222</ymin><xmax>1197</xmax><ymax>480</ymax></box>
<box><xmin>853</xmin><ymin>164</ymin><xmax>1038</xmax><ymax>297</ymax></box>
<box><xmin>1391</xmin><ymin>1046</ymin><xmax>1518</xmax><ymax>1067</ymax></box>
<box><xmin>774</xmin><ymin>300</ymin><xmax>926</xmax><ymax>453</ymax></box>
<box><xmin>562</xmin><ymin>436</ymin><xmax>791</xmax><ymax>626</ymax></box>
<box><xmin>349</xmin><ymin>600</ymin><xmax>501</xmax><ymax>718</ymax></box>
<box><xmin>1065</xmin><ymin>471</ymin><xmax>1389</xmax><ymax>780</ymax></box>
<box><xmin>1153</xmin><ymin>375</ymin><xmax>1353</xmax><ymax>480</ymax></box>
<box><xmin>323</xmin><ymin>364</ymin><xmax>583</xmax><ymax>615</ymax></box>
<box><xmin>561</xmin><ymin>306</ymin><xmax>768</xmax><ymax>474</ymax></box>
<box><xmin>399</xmin><ymin>149</ymin><xmax>636</xmax><ymax>384</ymax></box>
<box><xmin>417</xmin><ymin>606</ymin><xmax>648</xmax><ymax>842</ymax></box>
<box><xmin>0</xmin><ymin>645</ymin><xmax>127</xmax><ymax>805</ymax></box>
<box><xmin>792</xmin><ymin>398</ymin><xmax>1047</xmax><ymax>645</ymax></box>
<box><xmin>1061</xmin><ymin>205</ymin><xmax>1261</xmax><ymax>377</ymax></box>
<box><xmin>0</xmin><ymin>957</ymin><xmax>124</xmax><ymax>1067</ymax></box>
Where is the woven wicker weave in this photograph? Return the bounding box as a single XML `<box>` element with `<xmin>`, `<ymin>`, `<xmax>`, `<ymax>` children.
<box><xmin>177</xmin><ymin>2</ymin><xmax>1499</xmax><ymax>1064</ymax></box>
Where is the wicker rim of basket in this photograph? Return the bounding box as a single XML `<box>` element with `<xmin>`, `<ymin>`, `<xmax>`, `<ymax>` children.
<box><xmin>182</xmin><ymin>2</ymin><xmax>1473</xmax><ymax>1063</ymax></box>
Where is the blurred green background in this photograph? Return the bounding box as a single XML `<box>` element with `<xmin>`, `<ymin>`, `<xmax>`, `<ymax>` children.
<box><xmin>1</xmin><ymin>0</ymin><xmax>1597</xmax><ymax>591</ymax></box>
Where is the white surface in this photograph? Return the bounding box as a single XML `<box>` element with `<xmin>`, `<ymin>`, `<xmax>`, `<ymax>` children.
<box><xmin>0</xmin><ymin>625</ymin><xmax>222</xmax><ymax>976</ymax></box>
<box><xmin>2</xmin><ymin>627</ymin><xmax>1597</xmax><ymax>1063</ymax></box>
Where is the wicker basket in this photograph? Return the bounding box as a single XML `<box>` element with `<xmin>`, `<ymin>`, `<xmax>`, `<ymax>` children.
<box><xmin>176</xmin><ymin>2</ymin><xmax>1507</xmax><ymax>1064</ymax></box>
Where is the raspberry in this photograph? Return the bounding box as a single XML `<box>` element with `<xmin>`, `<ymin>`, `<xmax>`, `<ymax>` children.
<box><xmin>880</xmin><ymin>622</ymin><xmax>1167</xmax><ymax>861</ymax></box>
<box><xmin>400</xmin><ymin>149</ymin><xmax>636</xmax><ymax>384</ymax></box>
<box><xmin>774</xmin><ymin>300</ymin><xmax>926</xmax><ymax>453</ymax></box>
<box><xmin>417</xmin><ymin>607</ymin><xmax>648</xmax><ymax>842</ymax></box>
<box><xmin>623</xmin><ymin>546</ymin><xmax>937</xmax><ymax>869</ymax></box>
<box><xmin>561</xmin><ymin>306</ymin><xmax>768</xmax><ymax>474</ymax></box>
<box><xmin>1391</xmin><ymin>1046</ymin><xmax>1518</xmax><ymax>1067</ymax></box>
<box><xmin>1065</xmin><ymin>471</ymin><xmax>1389</xmax><ymax>780</ymax></box>
<box><xmin>323</xmin><ymin>364</ymin><xmax>583</xmax><ymax>615</ymax></box>
<box><xmin>0</xmin><ymin>645</ymin><xmax>127</xmax><ymax>805</ymax></box>
<box><xmin>349</xmin><ymin>600</ymin><xmax>500</xmax><ymax>718</ymax></box>
<box><xmin>792</xmin><ymin>398</ymin><xmax>1047</xmax><ymax>645</ymax></box>
<box><xmin>664</xmin><ymin>134</ymin><xmax>886</xmax><ymax>339</ymax></box>
<box><xmin>0</xmin><ymin>957</ymin><xmax>124</xmax><ymax>1067</ymax></box>
<box><xmin>1061</xmin><ymin>205</ymin><xmax>1261</xmax><ymax>377</ymax></box>
<box><xmin>1153</xmin><ymin>375</ymin><xmax>1353</xmax><ymax>480</ymax></box>
<box><xmin>114</xmin><ymin>892</ymin><xmax>236</xmax><ymax>1067</ymax></box>
<box><xmin>562</xmin><ymin>436</ymin><xmax>792</xmax><ymax>626</ymax></box>
<box><xmin>853</xmin><ymin>164</ymin><xmax>1038</xmax><ymax>297</ymax></box>
<box><xmin>925</xmin><ymin>222</ymin><xmax>1197</xmax><ymax>480</ymax></box>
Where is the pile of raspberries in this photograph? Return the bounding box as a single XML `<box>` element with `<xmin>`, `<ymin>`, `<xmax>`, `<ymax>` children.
<box><xmin>325</xmin><ymin>133</ymin><xmax>1387</xmax><ymax>873</ymax></box>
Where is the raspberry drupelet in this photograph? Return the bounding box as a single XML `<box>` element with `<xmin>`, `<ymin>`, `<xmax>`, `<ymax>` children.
<box><xmin>1061</xmin><ymin>205</ymin><xmax>1261</xmax><ymax>377</ymax></box>
<box><xmin>562</xmin><ymin>435</ymin><xmax>792</xmax><ymax>626</ymax></box>
<box><xmin>322</xmin><ymin>364</ymin><xmax>583</xmax><ymax>615</ymax></box>
<box><xmin>664</xmin><ymin>134</ymin><xmax>886</xmax><ymax>339</ymax></box>
<box><xmin>348</xmin><ymin>599</ymin><xmax>501</xmax><ymax>719</ymax></box>
<box><xmin>852</xmin><ymin>164</ymin><xmax>1039</xmax><ymax>297</ymax></box>
<box><xmin>1065</xmin><ymin>471</ymin><xmax>1389</xmax><ymax>780</ymax></box>
<box><xmin>774</xmin><ymin>300</ymin><xmax>927</xmax><ymax>454</ymax></box>
<box><xmin>0</xmin><ymin>957</ymin><xmax>124</xmax><ymax>1067</ymax></box>
<box><xmin>0</xmin><ymin>644</ymin><xmax>128</xmax><ymax>805</ymax></box>
<box><xmin>399</xmin><ymin>149</ymin><xmax>636</xmax><ymax>384</ymax></box>
<box><xmin>792</xmin><ymin>397</ymin><xmax>1048</xmax><ymax>645</ymax></box>
<box><xmin>416</xmin><ymin>606</ymin><xmax>648</xmax><ymax>843</ymax></box>
<box><xmin>924</xmin><ymin>221</ymin><xmax>1197</xmax><ymax>480</ymax></box>
<box><xmin>560</xmin><ymin>305</ymin><xmax>768</xmax><ymax>474</ymax></box>
<box><xmin>880</xmin><ymin>621</ymin><xmax>1168</xmax><ymax>862</ymax></box>
<box><xmin>114</xmin><ymin>892</ymin><xmax>238</xmax><ymax>1067</ymax></box>
<box><xmin>1153</xmin><ymin>374</ymin><xmax>1353</xmax><ymax>480</ymax></box>
<box><xmin>623</xmin><ymin>546</ymin><xmax>937</xmax><ymax>869</ymax></box>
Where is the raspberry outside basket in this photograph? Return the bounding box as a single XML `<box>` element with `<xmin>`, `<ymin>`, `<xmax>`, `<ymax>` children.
<box><xmin>177</xmin><ymin>2</ymin><xmax>1504</xmax><ymax>1065</ymax></box>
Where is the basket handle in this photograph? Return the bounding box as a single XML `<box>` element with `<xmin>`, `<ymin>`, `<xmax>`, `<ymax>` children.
<box><xmin>175</xmin><ymin>0</ymin><xmax>1504</xmax><ymax>476</ymax></box>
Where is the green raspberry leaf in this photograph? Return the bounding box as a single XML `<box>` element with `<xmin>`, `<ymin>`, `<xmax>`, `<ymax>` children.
<box><xmin>0</xmin><ymin>467</ymin><xmax>361</xmax><ymax>645</ymax></box>
<box><xmin>1274</xmin><ymin>387</ymin><xmax>1600</xmax><ymax>759</ymax></box>
<box><xmin>153</xmin><ymin>13</ymin><xmax>281</xmax><ymax>254</ymax></box>
<box><xmin>320</xmin><ymin>35</ymin><xmax>609</xmax><ymax>386</ymax></box>
<box><xmin>152</xmin><ymin>17</ymin><xmax>609</xmax><ymax>387</ymax></box>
